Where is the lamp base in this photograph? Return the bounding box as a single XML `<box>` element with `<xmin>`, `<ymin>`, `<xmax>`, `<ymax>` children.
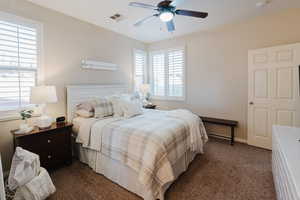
<box><xmin>36</xmin><ymin>115</ymin><xmax>53</xmax><ymax>129</ymax></box>
<box><xmin>38</xmin><ymin>125</ymin><xmax>52</xmax><ymax>130</ymax></box>
<box><xmin>142</xmin><ymin>99</ymin><xmax>152</xmax><ymax>107</ymax></box>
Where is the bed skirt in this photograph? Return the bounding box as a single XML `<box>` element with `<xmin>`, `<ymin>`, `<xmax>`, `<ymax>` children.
<box><xmin>77</xmin><ymin>144</ymin><xmax>197</xmax><ymax>200</ymax></box>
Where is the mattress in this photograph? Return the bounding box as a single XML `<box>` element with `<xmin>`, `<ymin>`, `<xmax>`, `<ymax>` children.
<box><xmin>272</xmin><ymin>126</ymin><xmax>300</xmax><ymax>200</ymax></box>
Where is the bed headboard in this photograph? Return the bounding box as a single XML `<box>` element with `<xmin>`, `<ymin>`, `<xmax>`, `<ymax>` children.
<box><xmin>66</xmin><ymin>84</ymin><xmax>129</xmax><ymax>122</ymax></box>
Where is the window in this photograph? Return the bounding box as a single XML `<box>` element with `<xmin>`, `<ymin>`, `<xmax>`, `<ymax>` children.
<box><xmin>150</xmin><ymin>48</ymin><xmax>185</xmax><ymax>100</ymax></box>
<box><xmin>151</xmin><ymin>52</ymin><xmax>165</xmax><ymax>96</ymax></box>
<box><xmin>133</xmin><ymin>49</ymin><xmax>147</xmax><ymax>91</ymax></box>
<box><xmin>0</xmin><ymin>13</ymin><xmax>42</xmax><ymax>112</ymax></box>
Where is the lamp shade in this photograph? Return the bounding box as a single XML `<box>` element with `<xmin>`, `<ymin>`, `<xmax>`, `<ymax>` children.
<box><xmin>30</xmin><ymin>86</ymin><xmax>57</xmax><ymax>104</ymax></box>
<box><xmin>139</xmin><ymin>84</ymin><xmax>150</xmax><ymax>94</ymax></box>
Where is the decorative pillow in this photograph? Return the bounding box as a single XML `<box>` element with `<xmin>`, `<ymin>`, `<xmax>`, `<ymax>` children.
<box><xmin>75</xmin><ymin>109</ymin><xmax>94</xmax><ymax>118</ymax></box>
<box><xmin>107</xmin><ymin>95</ymin><xmax>124</xmax><ymax>117</ymax></box>
<box><xmin>119</xmin><ymin>99</ymin><xmax>143</xmax><ymax>118</ymax></box>
<box><xmin>121</xmin><ymin>93</ymin><xmax>140</xmax><ymax>101</ymax></box>
<box><xmin>107</xmin><ymin>93</ymin><xmax>142</xmax><ymax>117</ymax></box>
<box><xmin>94</xmin><ymin>99</ymin><xmax>114</xmax><ymax>118</ymax></box>
<box><xmin>76</xmin><ymin>100</ymin><xmax>97</xmax><ymax>112</ymax></box>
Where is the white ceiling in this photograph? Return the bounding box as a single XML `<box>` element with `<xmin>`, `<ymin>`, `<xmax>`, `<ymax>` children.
<box><xmin>27</xmin><ymin>0</ymin><xmax>300</xmax><ymax>43</ymax></box>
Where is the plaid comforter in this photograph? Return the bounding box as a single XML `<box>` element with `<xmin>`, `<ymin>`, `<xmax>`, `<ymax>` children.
<box><xmin>100</xmin><ymin>110</ymin><xmax>207</xmax><ymax>196</ymax></box>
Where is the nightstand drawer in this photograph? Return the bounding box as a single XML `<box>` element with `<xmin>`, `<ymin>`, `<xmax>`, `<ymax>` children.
<box><xmin>40</xmin><ymin>148</ymin><xmax>69</xmax><ymax>169</ymax></box>
<box><xmin>12</xmin><ymin>123</ymin><xmax>73</xmax><ymax>170</ymax></box>
<box><xmin>16</xmin><ymin>130</ymin><xmax>68</xmax><ymax>152</ymax></box>
<box><xmin>42</xmin><ymin>130</ymin><xmax>68</xmax><ymax>149</ymax></box>
<box><xmin>16</xmin><ymin>133</ymin><xmax>48</xmax><ymax>153</ymax></box>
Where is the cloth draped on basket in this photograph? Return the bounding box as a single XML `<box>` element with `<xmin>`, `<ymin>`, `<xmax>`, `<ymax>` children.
<box><xmin>8</xmin><ymin>147</ymin><xmax>56</xmax><ymax>200</ymax></box>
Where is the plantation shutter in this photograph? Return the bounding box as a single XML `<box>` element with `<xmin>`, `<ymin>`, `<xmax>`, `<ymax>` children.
<box><xmin>152</xmin><ymin>52</ymin><xmax>165</xmax><ymax>96</ymax></box>
<box><xmin>0</xmin><ymin>19</ymin><xmax>38</xmax><ymax>111</ymax></box>
<box><xmin>168</xmin><ymin>49</ymin><xmax>184</xmax><ymax>97</ymax></box>
<box><xmin>134</xmin><ymin>50</ymin><xmax>146</xmax><ymax>91</ymax></box>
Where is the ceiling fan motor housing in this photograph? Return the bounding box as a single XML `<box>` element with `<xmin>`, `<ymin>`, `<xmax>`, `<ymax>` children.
<box><xmin>157</xmin><ymin>0</ymin><xmax>173</xmax><ymax>8</ymax></box>
<box><xmin>157</xmin><ymin>0</ymin><xmax>176</xmax><ymax>14</ymax></box>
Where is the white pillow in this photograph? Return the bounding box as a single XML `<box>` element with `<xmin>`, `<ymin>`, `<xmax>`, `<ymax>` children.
<box><xmin>121</xmin><ymin>93</ymin><xmax>140</xmax><ymax>101</ymax></box>
<box><xmin>107</xmin><ymin>93</ymin><xmax>142</xmax><ymax>117</ymax></box>
<box><xmin>75</xmin><ymin>109</ymin><xmax>94</xmax><ymax>118</ymax></box>
<box><xmin>119</xmin><ymin>99</ymin><xmax>143</xmax><ymax>118</ymax></box>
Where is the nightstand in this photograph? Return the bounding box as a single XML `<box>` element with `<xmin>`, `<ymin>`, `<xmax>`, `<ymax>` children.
<box><xmin>143</xmin><ymin>105</ymin><xmax>157</xmax><ymax>109</ymax></box>
<box><xmin>11</xmin><ymin>123</ymin><xmax>73</xmax><ymax>170</ymax></box>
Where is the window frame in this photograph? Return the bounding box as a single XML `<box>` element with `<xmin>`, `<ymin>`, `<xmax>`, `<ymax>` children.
<box><xmin>149</xmin><ymin>47</ymin><xmax>186</xmax><ymax>101</ymax></box>
<box><xmin>0</xmin><ymin>12</ymin><xmax>44</xmax><ymax>121</ymax></box>
<box><xmin>133</xmin><ymin>49</ymin><xmax>147</xmax><ymax>91</ymax></box>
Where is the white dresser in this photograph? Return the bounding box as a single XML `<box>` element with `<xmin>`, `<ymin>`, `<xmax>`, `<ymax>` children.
<box><xmin>272</xmin><ymin>126</ymin><xmax>300</xmax><ymax>200</ymax></box>
<box><xmin>0</xmin><ymin>154</ymin><xmax>5</xmax><ymax>200</ymax></box>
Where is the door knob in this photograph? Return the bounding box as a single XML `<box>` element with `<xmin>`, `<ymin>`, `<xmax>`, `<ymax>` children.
<box><xmin>249</xmin><ymin>102</ymin><xmax>254</xmax><ymax>105</ymax></box>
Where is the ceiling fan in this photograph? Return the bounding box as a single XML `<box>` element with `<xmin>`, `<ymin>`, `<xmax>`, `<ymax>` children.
<box><xmin>129</xmin><ymin>0</ymin><xmax>208</xmax><ymax>32</ymax></box>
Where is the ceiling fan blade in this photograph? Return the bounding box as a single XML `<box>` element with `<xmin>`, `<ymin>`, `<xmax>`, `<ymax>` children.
<box><xmin>166</xmin><ymin>20</ymin><xmax>175</xmax><ymax>32</ymax></box>
<box><xmin>170</xmin><ymin>0</ymin><xmax>186</xmax><ymax>7</ymax></box>
<box><xmin>175</xmin><ymin>10</ymin><xmax>208</xmax><ymax>18</ymax></box>
<box><xmin>134</xmin><ymin>15</ymin><xmax>157</xmax><ymax>27</ymax></box>
<box><xmin>129</xmin><ymin>2</ymin><xmax>157</xmax><ymax>10</ymax></box>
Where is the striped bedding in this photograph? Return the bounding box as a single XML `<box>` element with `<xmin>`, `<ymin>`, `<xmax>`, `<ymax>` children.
<box><xmin>99</xmin><ymin>109</ymin><xmax>207</xmax><ymax>196</ymax></box>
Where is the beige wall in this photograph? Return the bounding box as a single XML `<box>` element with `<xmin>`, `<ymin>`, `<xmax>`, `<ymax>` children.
<box><xmin>1</xmin><ymin>0</ymin><xmax>300</xmax><ymax>173</ymax></box>
<box><xmin>0</xmin><ymin>0</ymin><xmax>146</xmax><ymax>171</ymax></box>
<box><xmin>149</xmin><ymin>8</ymin><xmax>300</xmax><ymax>142</ymax></box>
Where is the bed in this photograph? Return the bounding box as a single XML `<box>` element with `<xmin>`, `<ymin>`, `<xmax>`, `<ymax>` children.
<box><xmin>67</xmin><ymin>85</ymin><xmax>208</xmax><ymax>200</ymax></box>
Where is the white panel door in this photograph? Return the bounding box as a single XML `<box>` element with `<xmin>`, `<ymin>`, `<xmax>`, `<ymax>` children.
<box><xmin>248</xmin><ymin>43</ymin><xmax>300</xmax><ymax>149</ymax></box>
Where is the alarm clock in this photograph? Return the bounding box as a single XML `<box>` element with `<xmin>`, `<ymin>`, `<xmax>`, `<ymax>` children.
<box><xmin>56</xmin><ymin>116</ymin><xmax>66</xmax><ymax>124</ymax></box>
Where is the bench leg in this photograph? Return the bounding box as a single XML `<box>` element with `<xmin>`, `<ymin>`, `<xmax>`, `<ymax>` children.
<box><xmin>231</xmin><ymin>126</ymin><xmax>235</xmax><ymax>145</ymax></box>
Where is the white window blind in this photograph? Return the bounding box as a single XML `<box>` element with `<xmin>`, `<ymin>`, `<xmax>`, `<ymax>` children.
<box><xmin>168</xmin><ymin>49</ymin><xmax>184</xmax><ymax>97</ymax></box>
<box><xmin>150</xmin><ymin>48</ymin><xmax>185</xmax><ymax>100</ymax></box>
<box><xmin>0</xmin><ymin>17</ymin><xmax>39</xmax><ymax>111</ymax></box>
<box><xmin>152</xmin><ymin>52</ymin><xmax>165</xmax><ymax>96</ymax></box>
<box><xmin>134</xmin><ymin>50</ymin><xmax>146</xmax><ymax>91</ymax></box>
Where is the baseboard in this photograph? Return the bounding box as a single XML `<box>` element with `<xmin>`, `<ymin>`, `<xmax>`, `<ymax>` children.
<box><xmin>208</xmin><ymin>132</ymin><xmax>248</xmax><ymax>144</ymax></box>
<box><xmin>235</xmin><ymin>138</ymin><xmax>247</xmax><ymax>144</ymax></box>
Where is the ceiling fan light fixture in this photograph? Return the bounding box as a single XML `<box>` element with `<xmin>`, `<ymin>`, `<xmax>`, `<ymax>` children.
<box><xmin>159</xmin><ymin>11</ymin><xmax>174</xmax><ymax>22</ymax></box>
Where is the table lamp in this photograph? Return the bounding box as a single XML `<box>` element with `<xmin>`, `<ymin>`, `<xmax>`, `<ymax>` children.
<box><xmin>30</xmin><ymin>86</ymin><xmax>57</xmax><ymax>129</ymax></box>
<box><xmin>139</xmin><ymin>84</ymin><xmax>151</xmax><ymax>106</ymax></box>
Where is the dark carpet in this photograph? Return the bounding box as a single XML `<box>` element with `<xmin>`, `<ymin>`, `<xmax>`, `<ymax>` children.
<box><xmin>49</xmin><ymin>139</ymin><xmax>276</xmax><ymax>200</ymax></box>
